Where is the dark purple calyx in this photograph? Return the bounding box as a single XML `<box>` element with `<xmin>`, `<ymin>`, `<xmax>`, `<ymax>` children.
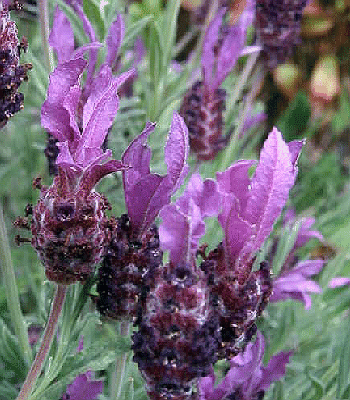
<box><xmin>132</xmin><ymin>262</ymin><xmax>220</xmax><ymax>400</ymax></box>
<box><xmin>97</xmin><ymin>214</ymin><xmax>163</xmax><ymax>321</ymax></box>
<box><xmin>180</xmin><ymin>81</ymin><xmax>227</xmax><ymax>161</ymax></box>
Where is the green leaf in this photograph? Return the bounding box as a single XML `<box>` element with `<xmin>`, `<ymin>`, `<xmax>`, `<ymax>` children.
<box><xmin>83</xmin><ymin>0</ymin><xmax>105</xmax><ymax>39</ymax></box>
<box><xmin>276</xmin><ymin>91</ymin><xmax>311</xmax><ymax>141</ymax></box>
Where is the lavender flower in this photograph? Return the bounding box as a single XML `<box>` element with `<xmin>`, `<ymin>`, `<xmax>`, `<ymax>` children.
<box><xmin>132</xmin><ymin>172</ymin><xmax>221</xmax><ymax>400</ymax></box>
<box><xmin>0</xmin><ymin>1</ymin><xmax>31</xmax><ymax>128</ymax></box>
<box><xmin>199</xmin><ymin>128</ymin><xmax>303</xmax><ymax>358</ymax></box>
<box><xmin>198</xmin><ymin>331</ymin><xmax>292</xmax><ymax>400</ymax></box>
<box><xmin>256</xmin><ymin>0</ymin><xmax>308</xmax><ymax>69</ymax></box>
<box><xmin>30</xmin><ymin>56</ymin><xmax>130</xmax><ymax>284</ymax></box>
<box><xmin>270</xmin><ymin>260</ymin><xmax>323</xmax><ymax>310</ymax></box>
<box><xmin>180</xmin><ymin>4</ymin><xmax>256</xmax><ymax>161</ymax></box>
<box><xmin>97</xmin><ymin>112</ymin><xmax>189</xmax><ymax>321</ymax></box>
<box><xmin>269</xmin><ymin>209</ymin><xmax>325</xmax><ymax>309</ymax></box>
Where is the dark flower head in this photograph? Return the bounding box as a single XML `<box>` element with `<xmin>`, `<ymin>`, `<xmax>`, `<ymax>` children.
<box><xmin>198</xmin><ymin>331</ymin><xmax>292</xmax><ymax>400</ymax></box>
<box><xmin>180</xmin><ymin>4</ymin><xmax>258</xmax><ymax>161</ymax></box>
<box><xmin>31</xmin><ymin>53</ymin><xmax>130</xmax><ymax>284</ymax></box>
<box><xmin>0</xmin><ymin>1</ymin><xmax>31</xmax><ymax>128</ymax></box>
<box><xmin>256</xmin><ymin>0</ymin><xmax>309</xmax><ymax>69</ymax></box>
<box><xmin>132</xmin><ymin>173</ymin><xmax>222</xmax><ymax>399</ymax></box>
<box><xmin>97</xmin><ymin>112</ymin><xmax>189</xmax><ymax>321</ymax></box>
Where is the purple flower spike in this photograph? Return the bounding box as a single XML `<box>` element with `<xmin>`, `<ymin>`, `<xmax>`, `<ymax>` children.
<box><xmin>270</xmin><ymin>259</ymin><xmax>324</xmax><ymax>310</ymax></box>
<box><xmin>198</xmin><ymin>331</ymin><xmax>292</xmax><ymax>400</ymax></box>
<box><xmin>122</xmin><ymin>112</ymin><xmax>189</xmax><ymax>236</ymax></box>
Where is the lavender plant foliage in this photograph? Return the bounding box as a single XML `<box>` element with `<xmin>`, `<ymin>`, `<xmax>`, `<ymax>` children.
<box><xmin>198</xmin><ymin>331</ymin><xmax>292</xmax><ymax>400</ymax></box>
<box><xmin>0</xmin><ymin>1</ymin><xmax>31</xmax><ymax>128</ymax></box>
<box><xmin>180</xmin><ymin>4</ymin><xmax>256</xmax><ymax>161</ymax></box>
<box><xmin>97</xmin><ymin>112</ymin><xmax>189</xmax><ymax>321</ymax></box>
<box><xmin>30</xmin><ymin>55</ymin><xmax>130</xmax><ymax>284</ymax></box>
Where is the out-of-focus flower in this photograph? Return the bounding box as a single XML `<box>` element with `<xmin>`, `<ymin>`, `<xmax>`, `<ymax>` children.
<box><xmin>200</xmin><ymin>128</ymin><xmax>303</xmax><ymax>358</ymax></box>
<box><xmin>268</xmin><ymin>209</ymin><xmax>325</xmax><ymax>310</ymax></box>
<box><xmin>256</xmin><ymin>0</ymin><xmax>309</xmax><ymax>69</ymax></box>
<box><xmin>180</xmin><ymin>4</ymin><xmax>257</xmax><ymax>161</ymax></box>
<box><xmin>0</xmin><ymin>1</ymin><xmax>31</xmax><ymax>128</ymax></box>
<box><xmin>30</xmin><ymin>56</ymin><xmax>131</xmax><ymax>284</ymax></box>
<box><xmin>270</xmin><ymin>260</ymin><xmax>323</xmax><ymax>310</ymax></box>
<box><xmin>133</xmin><ymin>171</ymin><xmax>221</xmax><ymax>400</ymax></box>
<box><xmin>62</xmin><ymin>338</ymin><xmax>104</xmax><ymax>400</ymax></box>
<box><xmin>328</xmin><ymin>277</ymin><xmax>350</xmax><ymax>289</ymax></box>
<box><xmin>198</xmin><ymin>331</ymin><xmax>292</xmax><ymax>400</ymax></box>
<box><xmin>97</xmin><ymin>112</ymin><xmax>189</xmax><ymax>321</ymax></box>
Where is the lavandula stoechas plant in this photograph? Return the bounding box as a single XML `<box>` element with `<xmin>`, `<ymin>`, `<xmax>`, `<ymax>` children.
<box><xmin>30</xmin><ymin>7</ymin><xmax>135</xmax><ymax>284</ymax></box>
<box><xmin>97</xmin><ymin>112</ymin><xmax>189</xmax><ymax>321</ymax></box>
<box><xmin>132</xmin><ymin>128</ymin><xmax>303</xmax><ymax>399</ymax></box>
<box><xmin>0</xmin><ymin>0</ymin><xmax>31</xmax><ymax>128</ymax></box>
<box><xmin>180</xmin><ymin>5</ymin><xmax>256</xmax><ymax>161</ymax></box>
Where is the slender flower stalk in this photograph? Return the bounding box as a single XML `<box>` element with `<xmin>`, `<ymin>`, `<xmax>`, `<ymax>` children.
<box><xmin>16</xmin><ymin>284</ymin><xmax>67</xmax><ymax>400</ymax></box>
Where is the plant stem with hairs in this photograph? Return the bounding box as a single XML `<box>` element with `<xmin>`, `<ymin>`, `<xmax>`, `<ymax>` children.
<box><xmin>16</xmin><ymin>284</ymin><xmax>67</xmax><ymax>400</ymax></box>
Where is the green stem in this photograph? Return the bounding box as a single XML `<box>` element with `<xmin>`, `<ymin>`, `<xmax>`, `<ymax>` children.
<box><xmin>38</xmin><ymin>0</ymin><xmax>54</xmax><ymax>71</ymax></box>
<box><xmin>111</xmin><ymin>322</ymin><xmax>130</xmax><ymax>400</ymax></box>
<box><xmin>16</xmin><ymin>284</ymin><xmax>67</xmax><ymax>400</ymax></box>
<box><xmin>0</xmin><ymin>204</ymin><xmax>32</xmax><ymax>366</ymax></box>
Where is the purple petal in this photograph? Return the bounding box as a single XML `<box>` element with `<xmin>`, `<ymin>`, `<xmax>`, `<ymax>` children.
<box><xmin>259</xmin><ymin>351</ymin><xmax>293</xmax><ymax>391</ymax></box>
<box><xmin>328</xmin><ymin>277</ymin><xmax>350</xmax><ymax>288</ymax></box>
<box><xmin>122</xmin><ymin>113</ymin><xmax>188</xmax><ymax>235</ymax></box>
<box><xmin>201</xmin><ymin>8</ymin><xmax>226</xmax><ymax>89</ymax></box>
<box><xmin>49</xmin><ymin>6</ymin><xmax>74</xmax><ymax>63</ymax></box>
<box><xmin>177</xmin><ymin>173</ymin><xmax>221</xmax><ymax>219</ymax></box>
<box><xmin>159</xmin><ymin>174</ymin><xmax>220</xmax><ymax>265</ymax></box>
<box><xmin>243</xmin><ymin>128</ymin><xmax>301</xmax><ymax>256</ymax></box>
<box><xmin>78</xmin><ymin>159</ymin><xmax>125</xmax><ymax>194</ymax></box>
<box><xmin>105</xmin><ymin>14</ymin><xmax>125</xmax><ymax>68</ymax></box>
<box><xmin>64</xmin><ymin>373</ymin><xmax>104</xmax><ymax>400</ymax></box>
<box><xmin>212</xmin><ymin>24</ymin><xmax>244</xmax><ymax>89</ymax></box>
<box><xmin>164</xmin><ymin>112</ymin><xmax>189</xmax><ymax>191</ymax></box>
<box><xmin>41</xmin><ymin>58</ymin><xmax>87</xmax><ymax>142</ymax></box>
<box><xmin>159</xmin><ymin>200</ymin><xmax>204</xmax><ymax>266</ymax></box>
<box><xmin>291</xmin><ymin>260</ymin><xmax>325</xmax><ymax>277</ymax></box>
<box><xmin>217</xmin><ymin>160</ymin><xmax>256</xmax><ymax>226</ymax></box>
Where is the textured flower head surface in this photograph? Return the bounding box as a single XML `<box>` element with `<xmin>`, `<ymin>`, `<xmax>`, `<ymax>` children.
<box><xmin>198</xmin><ymin>331</ymin><xmax>292</xmax><ymax>400</ymax></box>
<box><xmin>122</xmin><ymin>112</ymin><xmax>189</xmax><ymax>237</ymax></box>
<box><xmin>217</xmin><ymin>127</ymin><xmax>304</xmax><ymax>281</ymax></box>
<box><xmin>0</xmin><ymin>0</ymin><xmax>31</xmax><ymax>128</ymax></box>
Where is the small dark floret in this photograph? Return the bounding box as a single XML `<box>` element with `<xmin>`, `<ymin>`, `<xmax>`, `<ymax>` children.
<box><xmin>0</xmin><ymin>3</ymin><xmax>31</xmax><ymax>128</ymax></box>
